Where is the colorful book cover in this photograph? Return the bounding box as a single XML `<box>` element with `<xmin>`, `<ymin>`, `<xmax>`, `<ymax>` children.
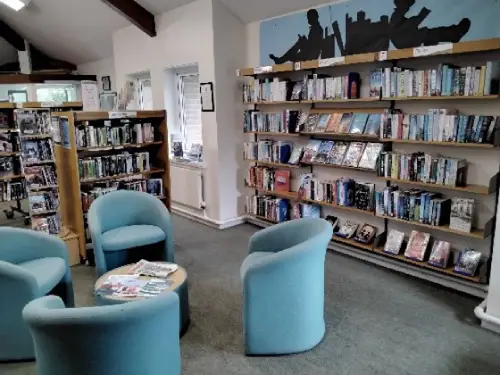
<box><xmin>326</xmin><ymin>113</ymin><xmax>343</xmax><ymax>133</ymax></box>
<box><xmin>275</xmin><ymin>170</ymin><xmax>291</xmax><ymax>193</ymax></box>
<box><xmin>313</xmin><ymin>141</ymin><xmax>334</xmax><ymax>163</ymax></box>
<box><xmin>342</xmin><ymin>142</ymin><xmax>366</xmax><ymax>168</ymax></box>
<box><xmin>314</xmin><ymin>114</ymin><xmax>331</xmax><ymax>133</ymax></box>
<box><xmin>404</xmin><ymin>231</ymin><xmax>430</xmax><ymax>261</ymax></box>
<box><xmin>300</xmin><ymin>140</ymin><xmax>322</xmax><ymax>164</ymax></box>
<box><xmin>349</xmin><ymin>114</ymin><xmax>369</xmax><ymax>134</ymax></box>
<box><xmin>364</xmin><ymin>114</ymin><xmax>382</xmax><ymax>136</ymax></box>
<box><xmin>338</xmin><ymin>113</ymin><xmax>354</xmax><ymax>133</ymax></box>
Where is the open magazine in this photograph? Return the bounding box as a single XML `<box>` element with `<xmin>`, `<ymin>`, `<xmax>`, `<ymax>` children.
<box><xmin>95</xmin><ymin>275</ymin><xmax>174</xmax><ymax>298</ymax></box>
<box><xmin>128</xmin><ymin>260</ymin><xmax>179</xmax><ymax>278</ymax></box>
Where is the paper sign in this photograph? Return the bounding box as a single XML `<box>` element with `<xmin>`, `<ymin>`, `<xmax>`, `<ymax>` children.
<box><xmin>81</xmin><ymin>80</ymin><xmax>99</xmax><ymax>111</ymax></box>
<box><xmin>109</xmin><ymin>111</ymin><xmax>137</xmax><ymax>119</ymax></box>
<box><xmin>294</xmin><ymin>62</ymin><xmax>301</xmax><ymax>71</ymax></box>
<box><xmin>378</xmin><ymin>51</ymin><xmax>388</xmax><ymax>61</ymax></box>
<box><xmin>318</xmin><ymin>57</ymin><xmax>345</xmax><ymax>67</ymax></box>
<box><xmin>413</xmin><ymin>43</ymin><xmax>452</xmax><ymax>57</ymax></box>
<box><xmin>254</xmin><ymin>66</ymin><xmax>273</xmax><ymax>74</ymax></box>
<box><xmin>236</xmin><ymin>69</ymin><xmax>240</xmax><ymax>76</ymax></box>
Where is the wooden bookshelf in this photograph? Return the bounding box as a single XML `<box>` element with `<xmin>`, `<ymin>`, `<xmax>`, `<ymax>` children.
<box><xmin>244</xmin><ymin>131</ymin><xmax>300</xmax><ymax>137</ymax></box>
<box><xmin>301</xmin><ymin>132</ymin><xmax>380</xmax><ymax>141</ymax></box>
<box><xmin>0</xmin><ymin>151</ymin><xmax>20</xmax><ymax>157</ymax></box>
<box><xmin>246</xmin><ymin>160</ymin><xmax>301</xmax><ymax>169</ymax></box>
<box><xmin>28</xmin><ymin>185</ymin><xmax>59</xmax><ymax>192</ymax></box>
<box><xmin>246</xmin><ymin>101</ymin><xmax>303</xmax><ymax>105</ymax></box>
<box><xmin>251</xmin><ymin>214</ymin><xmax>279</xmax><ymax>224</ymax></box>
<box><xmin>388</xmin><ymin>139</ymin><xmax>495</xmax><ymax>149</ymax></box>
<box><xmin>333</xmin><ymin>235</ymin><xmax>373</xmax><ymax>251</ymax></box>
<box><xmin>0</xmin><ymin>174</ymin><xmax>24</xmax><ymax>181</ymax></box>
<box><xmin>378</xmin><ymin>215</ymin><xmax>489</xmax><ymax>240</ymax></box>
<box><xmin>303</xmin><ymin>162</ymin><xmax>377</xmax><ymax>173</ymax></box>
<box><xmin>372</xmin><ymin>247</ymin><xmax>482</xmax><ymax>283</ymax></box>
<box><xmin>0</xmin><ymin>102</ymin><xmax>15</xmax><ymax>109</ymax></box>
<box><xmin>20</xmin><ymin>102</ymin><xmax>83</xmax><ymax>109</ymax></box>
<box><xmin>52</xmin><ymin>110</ymin><xmax>170</xmax><ymax>261</ymax></box>
<box><xmin>383</xmin><ymin>95</ymin><xmax>500</xmax><ymax>101</ymax></box>
<box><xmin>379</xmin><ymin>177</ymin><xmax>493</xmax><ymax>196</ymax></box>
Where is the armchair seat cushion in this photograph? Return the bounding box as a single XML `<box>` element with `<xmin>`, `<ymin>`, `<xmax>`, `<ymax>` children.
<box><xmin>17</xmin><ymin>258</ymin><xmax>66</xmax><ymax>296</ymax></box>
<box><xmin>102</xmin><ymin>225</ymin><xmax>166</xmax><ymax>252</ymax></box>
<box><xmin>240</xmin><ymin>252</ymin><xmax>271</xmax><ymax>279</ymax></box>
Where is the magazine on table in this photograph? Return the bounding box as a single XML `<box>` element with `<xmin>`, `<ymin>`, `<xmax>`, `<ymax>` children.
<box><xmin>96</xmin><ymin>275</ymin><xmax>174</xmax><ymax>298</ymax></box>
<box><xmin>128</xmin><ymin>259</ymin><xmax>178</xmax><ymax>278</ymax></box>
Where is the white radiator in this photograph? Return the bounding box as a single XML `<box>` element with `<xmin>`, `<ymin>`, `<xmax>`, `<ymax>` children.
<box><xmin>170</xmin><ymin>165</ymin><xmax>204</xmax><ymax>209</ymax></box>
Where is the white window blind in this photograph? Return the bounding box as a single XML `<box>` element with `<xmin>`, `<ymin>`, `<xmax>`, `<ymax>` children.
<box><xmin>178</xmin><ymin>74</ymin><xmax>202</xmax><ymax>151</ymax></box>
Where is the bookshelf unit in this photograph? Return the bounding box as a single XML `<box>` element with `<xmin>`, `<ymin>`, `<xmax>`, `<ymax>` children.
<box><xmin>52</xmin><ymin>110</ymin><xmax>170</xmax><ymax>263</ymax></box>
<box><xmin>239</xmin><ymin>37</ymin><xmax>500</xmax><ymax>297</ymax></box>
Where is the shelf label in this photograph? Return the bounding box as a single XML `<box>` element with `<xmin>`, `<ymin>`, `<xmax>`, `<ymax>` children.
<box><xmin>413</xmin><ymin>43</ymin><xmax>452</xmax><ymax>57</ymax></box>
<box><xmin>254</xmin><ymin>66</ymin><xmax>272</xmax><ymax>74</ymax></box>
<box><xmin>294</xmin><ymin>62</ymin><xmax>301</xmax><ymax>71</ymax></box>
<box><xmin>109</xmin><ymin>111</ymin><xmax>137</xmax><ymax>119</ymax></box>
<box><xmin>378</xmin><ymin>51</ymin><xmax>388</xmax><ymax>61</ymax></box>
<box><xmin>15</xmin><ymin>103</ymin><xmax>23</xmax><ymax>109</ymax></box>
<box><xmin>41</xmin><ymin>101</ymin><xmax>63</xmax><ymax>108</ymax></box>
<box><xmin>236</xmin><ymin>69</ymin><xmax>240</xmax><ymax>77</ymax></box>
<box><xmin>318</xmin><ymin>56</ymin><xmax>345</xmax><ymax>67</ymax></box>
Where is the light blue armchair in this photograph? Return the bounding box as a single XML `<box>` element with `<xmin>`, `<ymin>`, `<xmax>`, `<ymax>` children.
<box><xmin>88</xmin><ymin>190</ymin><xmax>175</xmax><ymax>276</ymax></box>
<box><xmin>0</xmin><ymin>227</ymin><xmax>74</xmax><ymax>361</ymax></box>
<box><xmin>22</xmin><ymin>293</ymin><xmax>180</xmax><ymax>375</ymax></box>
<box><xmin>241</xmin><ymin>218</ymin><xmax>333</xmax><ymax>355</ymax></box>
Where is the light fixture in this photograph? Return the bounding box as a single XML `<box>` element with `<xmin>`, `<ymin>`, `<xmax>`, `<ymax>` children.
<box><xmin>0</xmin><ymin>0</ymin><xmax>30</xmax><ymax>11</ymax></box>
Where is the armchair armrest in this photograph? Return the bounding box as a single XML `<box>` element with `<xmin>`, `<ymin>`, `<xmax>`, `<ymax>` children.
<box><xmin>0</xmin><ymin>260</ymin><xmax>40</xmax><ymax>299</ymax></box>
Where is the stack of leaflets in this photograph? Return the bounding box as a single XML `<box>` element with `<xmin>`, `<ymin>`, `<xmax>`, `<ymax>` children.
<box><xmin>95</xmin><ymin>275</ymin><xmax>175</xmax><ymax>298</ymax></box>
<box><xmin>129</xmin><ymin>260</ymin><xmax>178</xmax><ymax>278</ymax></box>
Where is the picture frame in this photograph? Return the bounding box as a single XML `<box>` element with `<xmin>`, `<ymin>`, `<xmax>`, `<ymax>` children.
<box><xmin>102</xmin><ymin>76</ymin><xmax>112</xmax><ymax>92</ymax></box>
<box><xmin>200</xmin><ymin>82</ymin><xmax>215</xmax><ymax>112</ymax></box>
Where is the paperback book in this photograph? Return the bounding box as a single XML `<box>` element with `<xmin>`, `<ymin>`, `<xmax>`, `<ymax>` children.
<box><xmin>300</xmin><ymin>140</ymin><xmax>322</xmax><ymax>164</ymax></box>
<box><xmin>404</xmin><ymin>231</ymin><xmax>430</xmax><ymax>261</ymax></box>
<box><xmin>384</xmin><ymin>229</ymin><xmax>405</xmax><ymax>255</ymax></box>
<box><xmin>454</xmin><ymin>249</ymin><xmax>482</xmax><ymax>276</ymax></box>
<box><xmin>357</xmin><ymin>143</ymin><xmax>383</xmax><ymax>170</ymax></box>
<box><xmin>335</xmin><ymin>221</ymin><xmax>359</xmax><ymax>239</ymax></box>
<box><xmin>428</xmin><ymin>241</ymin><xmax>452</xmax><ymax>268</ymax></box>
<box><xmin>313</xmin><ymin>141</ymin><xmax>334</xmax><ymax>163</ymax></box>
<box><xmin>342</xmin><ymin>142</ymin><xmax>366</xmax><ymax>168</ymax></box>
<box><xmin>354</xmin><ymin>224</ymin><xmax>377</xmax><ymax>244</ymax></box>
<box><xmin>327</xmin><ymin>142</ymin><xmax>348</xmax><ymax>165</ymax></box>
<box><xmin>450</xmin><ymin>198</ymin><xmax>473</xmax><ymax>233</ymax></box>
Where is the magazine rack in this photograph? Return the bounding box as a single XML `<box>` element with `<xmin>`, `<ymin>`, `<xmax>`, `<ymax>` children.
<box><xmin>238</xmin><ymin>37</ymin><xmax>500</xmax><ymax>297</ymax></box>
<box><xmin>53</xmin><ymin>110</ymin><xmax>170</xmax><ymax>262</ymax></box>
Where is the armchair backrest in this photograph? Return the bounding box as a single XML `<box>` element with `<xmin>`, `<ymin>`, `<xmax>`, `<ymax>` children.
<box><xmin>0</xmin><ymin>227</ymin><xmax>67</xmax><ymax>265</ymax></box>
<box><xmin>23</xmin><ymin>293</ymin><xmax>180</xmax><ymax>375</ymax></box>
<box><xmin>88</xmin><ymin>190</ymin><xmax>169</xmax><ymax>234</ymax></box>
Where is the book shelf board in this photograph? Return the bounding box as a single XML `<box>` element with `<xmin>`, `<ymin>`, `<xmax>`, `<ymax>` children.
<box><xmin>333</xmin><ymin>235</ymin><xmax>373</xmax><ymax>251</ymax></box>
<box><xmin>379</xmin><ymin>177</ymin><xmax>492</xmax><ymax>196</ymax></box>
<box><xmin>246</xmin><ymin>160</ymin><xmax>301</xmax><ymax>169</ymax></box>
<box><xmin>245</xmin><ymin>131</ymin><xmax>300</xmax><ymax>137</ymax></box>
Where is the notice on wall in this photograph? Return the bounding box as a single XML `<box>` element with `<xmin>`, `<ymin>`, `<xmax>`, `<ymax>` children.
<box><xmin>50</xmin><ymin>116</ymin><xmax>61</xmax><ymax>145</ymax></box>
<box><xmin>81</xmin><ymin>81</ymin><xmax>99</xmax><ymax>111</ymax></box>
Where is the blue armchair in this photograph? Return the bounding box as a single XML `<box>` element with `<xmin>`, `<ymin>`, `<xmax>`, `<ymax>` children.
<box><xmin>88</xmin><ymin>190</ymin><xmax>175</xmax><ymax>276</ymax></box>
<box><xmin>241</xmin><ymin>218</ymin><xmax>333</xmax><ymax>355</ymax></box>
<box><xmin>22</xmin><ymin>293</ymin><xmax>180</xmax><ymax>375</ymax></box>
<box><xmin>0</xmin><ymin>227</ymin><xmax>74</xmax><ymax>361</ymax></box>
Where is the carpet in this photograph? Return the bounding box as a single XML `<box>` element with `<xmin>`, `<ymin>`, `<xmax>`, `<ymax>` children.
<box><xmin>2</xmin><ymin>215</ymin><xmax>500</xmax><ymax>375</ymax></box>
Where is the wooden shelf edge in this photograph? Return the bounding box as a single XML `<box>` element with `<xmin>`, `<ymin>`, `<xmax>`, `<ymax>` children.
<box><xmin>383</xmin><ymin>95</ymin><xmax>500</xmax><ymax>101</ymax></box>
<box><xmin>304</xmin><ymin>162</ymin><xmax>377</xmax><ymax>173</ymax></box>
<box><xmin>388</xmin><ymin>139</ymin><xmax>495</xmax><ymax>148</ymax></box>
<box><xmin>80</xmin><ymin>168</ymin><xmax>165</xmax><ymax>184</ymax></box>
<box><xmin>0</xmin><ymin>174</ymin><xmax>24</xmax><ymax>181</ymax></box>
<box><xmin>379</xmin><ymin>215</ymin><xmax>487</xmax><ymax>240</ymax></box>
<box><xmin>77</xmin><ymin>141</ymin><xmax>163</xmax><ymax>152</ymax></box>
<box><xmin>333</xmin><ymin>235</ymin><xmax>374</xmax><ymax>251</ymax></box>
<box><xmin>74</xmin><ymin>110</ymin><xmax>166</xmax><ymax>121</ymax></box>
<box><xmin>244</xmin><ymin>131</ymin><xmax>300</xmax><ymax>137</ymax></box>
<box><xmin>379</xmin><ymin>177</ymin><xmax>491</xmax><ymax>196</ymax></box>
<box><xmin>245</xmin><ymin>160</ymin><xmax>301</xmax><ymax>169</ymax></box>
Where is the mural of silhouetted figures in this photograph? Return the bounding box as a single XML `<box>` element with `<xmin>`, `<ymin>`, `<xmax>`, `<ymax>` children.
<box><xmin>265</xmin><ymin>0</ymin><xmax>473</xmax><ymax>65</ymax></box>
<box><xmin>269</xmin><ymin>9</ymin><xmax>324</xmax><ymax>64</ymax></box>
<box><xmin>390</xmin><ymin>0</ymin><xmax>471</xmax><ymax>49</ymax></box>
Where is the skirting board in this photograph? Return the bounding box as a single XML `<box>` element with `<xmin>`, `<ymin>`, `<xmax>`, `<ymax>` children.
<box><xmin>173</xmin><ymin>206</ymin><xmax>245</xmax><ymax>230</ymax></box>
<box><xmin>245</xmin><ymin>216</ymin><xmax>488</xmax><ymax>298</ymax></box>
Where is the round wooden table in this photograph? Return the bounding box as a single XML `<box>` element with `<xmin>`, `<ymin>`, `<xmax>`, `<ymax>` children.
<box><xmin>94</xmin><ymin>262</ymin><xmax>190</xmax><ymax>336</ymax></box>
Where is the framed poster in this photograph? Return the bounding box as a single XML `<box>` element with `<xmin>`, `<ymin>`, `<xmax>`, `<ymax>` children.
<box><xmin>200</xmin><ymin>82</ymin><xmax>214</xmax><ymax>112</ymax></box>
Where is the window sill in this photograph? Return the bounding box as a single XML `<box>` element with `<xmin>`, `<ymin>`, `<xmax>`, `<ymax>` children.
<box><xmin>170</xmin><ymin>158</ymin><xmax>205</xmax><ymax>169</ymax></box>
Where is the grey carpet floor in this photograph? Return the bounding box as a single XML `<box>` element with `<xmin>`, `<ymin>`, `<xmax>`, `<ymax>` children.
<box><xmin>2</xmin><ymin>215</ymin><xmax>500</xmax><ymax>375</ymax></box>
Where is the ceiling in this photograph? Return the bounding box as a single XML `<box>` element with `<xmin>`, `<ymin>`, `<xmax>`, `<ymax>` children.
<box><xmin>0</xmin><ymin>0</ymin><xmax>335</xmax><ymax>65</ymax></box>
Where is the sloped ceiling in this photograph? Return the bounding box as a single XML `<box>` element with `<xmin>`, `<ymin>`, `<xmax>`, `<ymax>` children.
<box><xmin>0</xmin><ymin>0</ymin><xmax>335</xmax><ymax>65</ymax></box>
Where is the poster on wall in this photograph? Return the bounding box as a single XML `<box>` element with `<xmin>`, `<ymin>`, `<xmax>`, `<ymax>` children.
<box><xmin>259</xmin><ymin>0</ymin><xmax>500</xmax><ymax>66</ymax></box>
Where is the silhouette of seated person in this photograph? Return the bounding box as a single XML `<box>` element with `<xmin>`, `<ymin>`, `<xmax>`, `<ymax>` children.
<box><xmin>390</xmin><ymin>0</ymin><xmax>471</xmax><ymax>49</ymax></box>
<box><xmin>269</xmin><ymin>9</ymin><xmax>324</xmax><ymax>64</ymax></box>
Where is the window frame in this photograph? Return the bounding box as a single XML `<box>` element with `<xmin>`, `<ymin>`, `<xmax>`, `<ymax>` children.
<box><xmin>176</xmin><ymin>72</ymin><xmax>202</xmax><ymax>152</ymax></box>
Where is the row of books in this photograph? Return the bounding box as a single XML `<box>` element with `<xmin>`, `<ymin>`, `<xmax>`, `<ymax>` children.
<box><xmin>299</xmin><ymin>175</ymin><xmax>375</xmax><ymax>212</ymax></box>
<box><xmin>301</xmin><ymin>141</ymin><xmax>383</xmax><ymax>170</ymax></box>
<box><xmin>330</xmin><ymin>217</ymin><xmax>377</xmax><ymax>245</ymax></box>
<box><xmin>29</xmin><ymin>191</ymin><xmax>59</xmax><ymax>215</ymax></box>
<box><xmin>382</xmin><ymin>110</ymin><xmax>499</xmax><ymax>144</ymax></box>
<box><xmin>21</xmin><ymin>139</ymin><xmax>54</xmax><ymax>164</ymax></box>
<box><xmin>242</xmin><ymin>78</ymin><xmax>290</xmax><ymax>103</ymax></box>
<box><xmin>78</xmin><ymin>152</ymin><xmax>151</xmax><ymax>181</ymax></box>
<box><xmin>243</xmin><ymin>140</ymin><xmax>292</xmax><ymax>164</ymax></box>
<box><xmin>32</xmin><ymin>215</ymin><xmax>61</xmax><ymax>235</ymax></box>
<box><xmin>384</xmin><ymin>229</ymin><xmax>481</xmax><ymax>276</ymax></box>
<box><xmin>0</xmin><ymin>156</ymin><xmax>17</xmax><ymax>176</ymax></box>
<box><xmin>81</xmin><ymin>178</ymin><xmax>164</xmax><ymax>213</ymax></box>
<box><xmin>245</xmin><ymin>196</ymin><xmax>290</xmax><ymax>222</ymax></box>
<box><xmin>24</xmin><ymin>165</ymin><xmax>58</xmax><ymax>189</ymax></box>
<box><xmin>75</xmin><ymin>121</ymin><xmax>155</xmax><ymax>148</ymax></box>
<box><xmin>378</xmin><ymin>152</ymin><xmax>466</xmax><ymax>188</ymax></box>
<box><xmin>370</xmin><ymin>62</ymin><xmax>500</xmax><ymax>98</ymax></box>
<box><xmin>246</xmin><ymin>167</ymin><xmax>290</xmax><ymax>193</ymax></box>
<box><xmin>243</xmin><ymin>111</ymin><xmax>299</xmax><ymax>134</ymax></box>
<box><xmin>15</xmin><ymin>109</ymin><xmax>51</xmax><ymax>136</ymax></box>
<box><xmin>0</xmin><ymin>180</ymin><xmax>27</xmax><ymax>202</ymax></box>
<box><xmin>0</xmin><ymin>133</ymin><xmax>19</xmax><ymax>153</ymax></box>
<box><xmin>375</xmin><ymin>187</ymin><xmax>474</xmax><ymax>233</ymax></box>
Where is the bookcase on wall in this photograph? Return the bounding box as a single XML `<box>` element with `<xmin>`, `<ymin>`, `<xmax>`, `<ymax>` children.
<box><xmin>52</xmin><ymin>110</ymin><xmax>171</xmax><ymax>263</ymax></box>
<box><xmin>238</xmin><ymin>37</ymin><xmax>500</xmax><ymax>298</ymax></box>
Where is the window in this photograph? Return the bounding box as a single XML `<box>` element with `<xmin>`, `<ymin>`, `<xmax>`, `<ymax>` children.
<box><xmin>177</xmin><ymin>73</ymin><xmax>202</xmax><ymax>152</ymax></box>
<box><xmin>7</xmin><ymin>90</ymin><xmax>27</xmax><ymax>103</ymax></box>
<box><xmin>36</xmin><ymin>84</ymin><xmax>77</xmax><ymax>103</ymax></box>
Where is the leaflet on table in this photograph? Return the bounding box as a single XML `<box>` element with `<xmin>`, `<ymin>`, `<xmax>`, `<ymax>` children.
<box><xmin>137</xmin><ymin>279</ymin><xmax>174</xmax><ymax>297</ymax></box>
<box><xmin>128</xmin><ymin>259</ymin><xmax>179</xmax><ymax>278</ymax></box>
<box><xmin>95</xmin><ymin>275</ymin><xmax>149</xmax><ymax>298</ymax></box>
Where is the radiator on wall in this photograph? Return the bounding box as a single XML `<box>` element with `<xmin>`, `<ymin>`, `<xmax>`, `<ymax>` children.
<box><xmin>170</xmin><ymin>166</ymin><xmax>204</xmax><ymax>209</ymax></box>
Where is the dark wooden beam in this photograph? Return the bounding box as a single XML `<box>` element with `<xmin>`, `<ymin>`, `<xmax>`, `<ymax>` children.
<box><xmin>0</xmin><ymin>74</ymin><xmax>97</xmax><ymax>84</ymax></box>
<box><xmin>0</xmin><ymin>19</ymin><xmax>25</xmax><ymax>51</ymax></box>
<box><xmin>30</xmin><ymin>45</ymin><xmax>77</xmax><ymax>72</ymax></box>
<box><xmin>102</xmin><ymin>0</ymin><xmax>156</xmax><ymax>37</ymax></box>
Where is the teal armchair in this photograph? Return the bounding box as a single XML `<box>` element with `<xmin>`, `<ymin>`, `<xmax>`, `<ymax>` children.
<box><xmin>241</xmin><ymin>218</ymin><xmax>333</xmax><ymax>355</ymax></box>
<box><xmin>88</xmin><ymin>190</ymin><xmax>175</xmax><ymax>276</ymax></box>
<box><xmin>22</xmin><ymin>293</ymin><xmax>180</xmax><ymax>375</ymax></box>
<box><xmin>0</xmin><ymin>227</ymin><xmax>74</xmax><ymax>362</ymax></box>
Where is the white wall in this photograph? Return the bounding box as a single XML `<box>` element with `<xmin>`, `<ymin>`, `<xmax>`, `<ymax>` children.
<box><xmin>77</xmin><ymin>57</ymin><xmax>116</xmax><ymax>93</ymax></box>
<box><xmin>112</xmin><ymin>0</ymin><xmax>238</xmax><ymax>224</ymax></box>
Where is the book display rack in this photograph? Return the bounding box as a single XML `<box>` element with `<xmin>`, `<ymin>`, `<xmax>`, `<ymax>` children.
<box><xmin>52</xmin><ymin>110</ymin><xmax>170</xmax><ymax>262</ymax></box>
<box><xmin>239</xmin><ymin>37</ymin><xmax>500</xmax><ymax>297</ymax></box>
